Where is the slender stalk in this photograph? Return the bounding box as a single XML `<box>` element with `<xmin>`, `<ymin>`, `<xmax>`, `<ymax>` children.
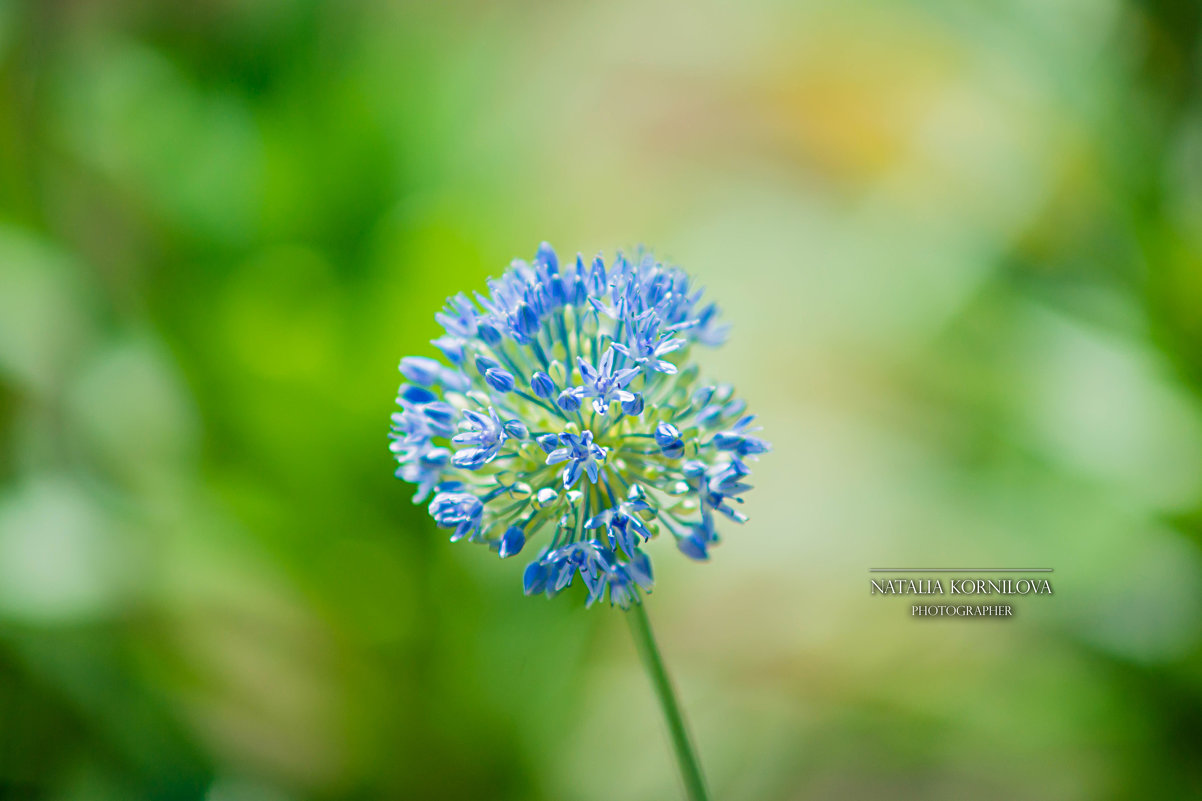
<box><xmin>627</xmin><ymin>599</ymin><xmax>710</xmax><ymax>801</ymax></box>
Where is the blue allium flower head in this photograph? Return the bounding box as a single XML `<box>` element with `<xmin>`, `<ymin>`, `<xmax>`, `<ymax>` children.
<box><xmin>389</xmin><ymin>243</ymin><xmax>769</xmax><ymax>607</ymax></box>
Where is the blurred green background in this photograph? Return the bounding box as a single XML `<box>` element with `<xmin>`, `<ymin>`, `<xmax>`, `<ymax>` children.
<box><xmin>3</xmin><ymin>0</ymin><xmax>1202</xmax><ymax>799</ymax></box>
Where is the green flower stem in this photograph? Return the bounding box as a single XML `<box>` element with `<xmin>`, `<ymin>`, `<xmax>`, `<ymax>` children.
<box><xmin>627</xmin><ymin>599</ymin><xmax>710</xmax><ymax>801</ymax></box>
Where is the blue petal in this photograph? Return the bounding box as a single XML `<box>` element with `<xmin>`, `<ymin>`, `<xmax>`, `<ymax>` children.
<box><xmin>485</xmin><ymin>367</ymin><xmax>516</xmax><ymax>393</ymax></box>
<box><xmin>654</xmin><ymin>422</ymin><xmax>681</xmax><ymax>447</ymax></box>
<box><xmin>499</xmin><ymin>526</ymin><xmax>526</xmax><ymax>559</ymax></box>
<box><xmin>452</xmin><ymin>448</ymin><xmax>489</xmax><ymax>469</ymax></box>
<box><xmin>737</xmin><ymin>436</ymin><xmax>770</xmax><ymax>455</ymax></box>
<box><xmin>556</xmin><ymin>390</ymin><xmax>581</xmax><ymax>412</ymax></box>
<box><xmin>530</xmin><ymin>371</ymin><xmax>556</xmax><ymax>398</ymax></box>
<box><xmin>577</xmin><ymin>356</ymin><xmax>598</xmax><ymax>383</ymax></box>
<box><xmin>523</xmin><ymin>560</ymin><xmax>548</xmax><ymax>594</ymax></box>
<box><xmin>515</xmin><ymin>304</ymin><xmax>540</xmax><ymax>336</ymax></box>
<box><xmin>478</xmin><ymin>322</ymin><xmax>502</xmax><ymax>345</ymax></box>
<box><xmin>661</xmin><ymin>439</ymin><xmax>685</xmax><ymax>459</ymax></box>
<box><xmin>536</xmin><ymin>241</ymin><xmax>558</xmax><ymax>273</ymax></box>
<box><xmin>431</xmin><ymin>336</ymin><xmax>465</xmax><ymax>365</ymax></box>
<box><xmin>564</xmin><ymin>460</ymin><xmax>583</xmax><ymax>488</ymax></box>
<box><xmin>628</xmin><ymin>550</ymin><xmax>654</xmax><ymax>589</ymax></box>
<box><xmin>399</xmin><ymin>384</ymin><xmax>438</xmax><ymax>405</ymax></box>
<box><xmin>676</xmin><ymin>534</ymin><xmax>710</xmax><ymax>561</ymax></box>
<box><xmin>399</xmin><ymin>356</ymin><xmax>442</xmax><ymax>386</ymax></box>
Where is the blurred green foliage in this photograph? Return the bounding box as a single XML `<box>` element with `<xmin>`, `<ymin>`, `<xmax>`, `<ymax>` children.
<box><xmin>2</xmin><ymin>0</ymin><xmax>1202</xmax><ymax>799</ymax></box>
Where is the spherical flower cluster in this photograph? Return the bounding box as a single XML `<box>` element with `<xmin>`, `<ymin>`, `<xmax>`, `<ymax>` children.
<box><xmin>389</xmin><ymin>243</ymin><xmax>768</xmax><ymax>607</ymax></box>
